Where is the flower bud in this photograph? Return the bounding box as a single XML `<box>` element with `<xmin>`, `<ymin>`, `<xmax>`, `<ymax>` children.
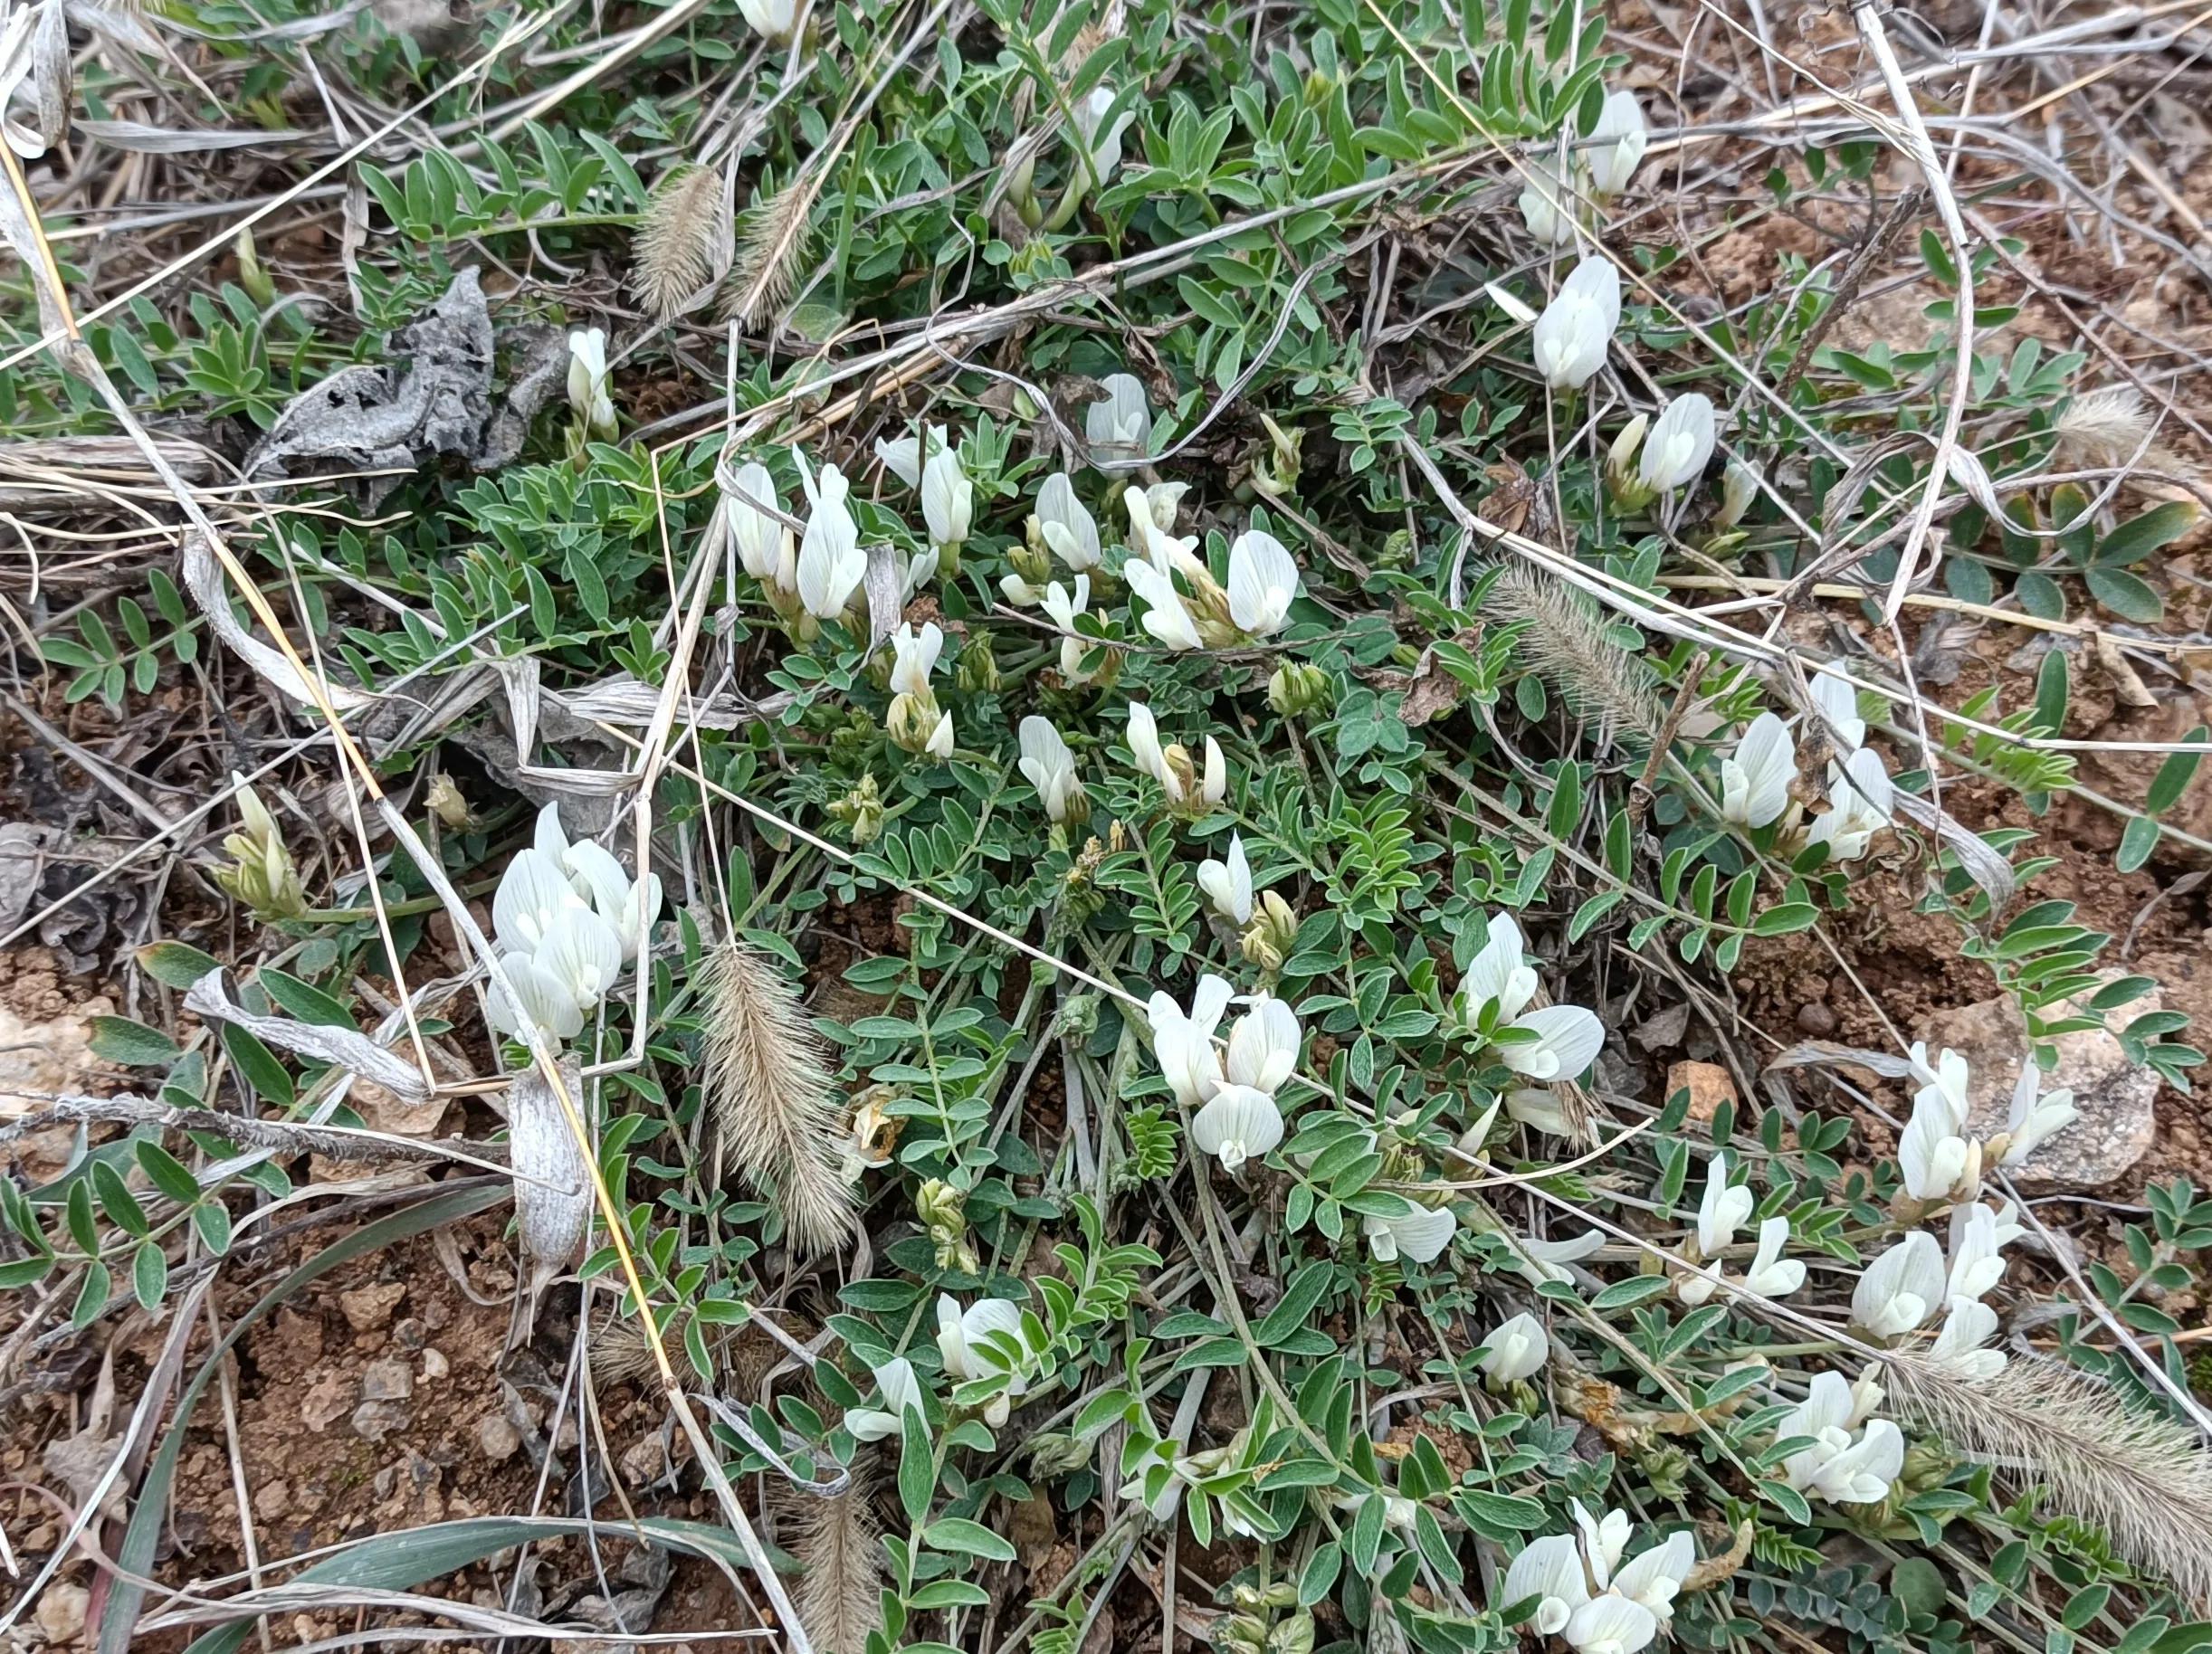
<box><xmin>886</xmin><ymin>690</ymin><xmax>940</xmax><ymax>754</ymax></box>
<box><xmin>215</xmin><ymin>777</ymin><xmax>308</xmax><ymax>921</ymax></box>
<box><xmin>424</xmin><ymin>773</ymin><xmax>476</xmax><ymax>830</ymax></box>
<box><xmin>827</xmin><ymin>775</ymin><xmax>885</xmax><ymax>844</ymax></box>
<box><xmin>1716</xmin><ymin>456</ymin><xmax>1759</xmax><ymax>527</ymax></box>
<box><xmin>1268</xmin><ymin>1611</ymin><xmax>1316</xmax><ymax>1654</ymax></box>
<box><xmin>1267</xmin><ymin>661</ymin><xmax>1331</xmax><ymax>718</ymax></box>
<box><xmin>1240</xmin><ymin>890</ymin><xmax>1298</xmax><ymax>974</ymax></box>
<box><xmin>1025</xmin><ymin>1431</ymin><xmax>1094</xmax><ymax>1476</ymax></box>
<box><xmin>1253</xmin><ymin>413</ymin><xmax>1303</xmax><ymax>499</ymax></box>
<box><xmin>1009</xmin><ymin>537</ymin><xmax>1053</xmax><ymax>589</ymax></box>
<box><xmin>1605</xmin><ymin>414</ymin><xmax>1654</xmax><ymax>509</ymax></box>
<box><xmin>917</xmin><ymin>1178</ymin><xmax>978</xmax><ymax>1274</ymax></box>
<box><xmin>955</xmin><ymin>632</ymin><xmax>1000</xmax><ymax>693</ymax></box>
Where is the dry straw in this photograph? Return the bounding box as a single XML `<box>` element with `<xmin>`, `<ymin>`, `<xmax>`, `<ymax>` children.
<box><xmin>505</xmin><ymin>1052</ymin><xmax>592</xmax><ymax>1350</ymax></box>
<box><xmin>701</xmin><ymin>940</ymin><xmax>857</xmax><ymax>1255</ymax></box>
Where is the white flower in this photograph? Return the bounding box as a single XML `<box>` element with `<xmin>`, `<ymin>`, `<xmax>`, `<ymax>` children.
<box><xmin>1742</xmin><ymin>1216</ymin><xmax>1805</xmax><ymax>1298</ymax></box>
<box><xmin>1505</xmin><ymin>1087</ymin><xmax>1578</xmax><ymax>1137</ymax></box>
<box><xmin>1364</xmin><ymin>1202</ymin><xmax>1457</xmax><ymax>1265</ymax></box>
<box><xmin>1122</xmin><ymin>558</ymin><xmax>1204</xmax><ymax>651</ymax></box>
<box><xmin>1721</xmin><ymin>711</ymin><xmax>1795</xmax><ymax>828</ymax></box>
<box><xmin>1017</xmin><ymin>716</ymin><xmax>1084</xmax><ymax>822</ymax></box>
<box><xmin>1776</xmin><ymin>1371</ymin><xmax>1856</xmax><ymax>1490</ymax></box>
<box><xmin>1807</xmin><ymin>747</ymin><xmax>1893</xmax><ymax>862</ymax></box>
<box><xmin>535</xmin><ymin>803</ymin><xmax>662</xmax><ymax>963</ymax></box>
<box><xmin>1695</xmin><ymin>1154</ymin><xmax>1754</xmax><ymax>1256</ymax></box>
<box><xmin>493</xmin><ymin>847</ymin><xmax>587</xmax><ymax>955</ymax></box>
<box><xmin>1587</xmin><ymin>89</ymin><xmax>1648</xmax><ymax>197</ymax></box>
<box><xmin>925</xmin><ymin>708</ymin><xmax>955</xmax><ymax>758</ymax></box>
<box><xmin>1122</xmin><ymin>485</ymin><xmax>1203</xmax><ymax>579</ymax></box>
<box><xmin>1610</xmin><ymin>1532</ymin><xmax>1694</xmax><ymax>1622</ymax></box>
<box><xmin>2002</xmin><ymin>1068</ymin><xmax>2077</xmax><ymax>1165</ymax></box>
<box><xmin>486</xmin><ymin>950</ymin><xmax>585</xmax><ymax>1041</ymax></box>
<box><xmin>1531</xmin><ymin>256</ymin><xmax>1620</xmax><ymax>391</ymax></box>
<box><xmin>1000</xmin><ymin>572</ymin><xmax>1048</xmax><ymax>606</ymax></box>
<box><xmin>1811</xmin><ymin>668</ymin><xmax>1864</xmax><ymax>756</ymax></box>
<box><xmin>904</xmin><ymin>547</ymin><xmax>939</xmax><ymax>597</ymax></box>
<box><xmin>1500</xmin><ymin>1003</ymin><xmax>1605</xmax><ymax>1082</ymax></box>
<box><xmin>1197</xmin><ymin>832</ymin><xmax>1254</xmax><ymax>926</ymax></box>
<box><xmin>1087</xmin><ymin>373</ymin><xmax>1151</xmax><ymax>464</ymax></box>
<box><xmin>1190</xmin><ymin>1086</ymin><xmax>1283</xmax><ymax>1173</ymax></box>
<box><xmin>1517</xmin><ymin>159</ymin><xmax>1577</xmax><ymax>247</ymax></box>
<box><xmin>1513</xmin><ymin>1230</ymin><xmax>1607</xmax><ymax>1287</ymax></box>
<box><xmin>888</xmin><ymin>621</ymin><xmax>943</xmax><ymax>699</ymax></box>
<box><xmin>1945</xmin><ymin>1202</ymin><xmax>2007</xmax><ymax>1302</ymax></box>
<box><xmin>1041</xmin><ymin>576</ymin><xmax>1097</xmax><ymax>680</ymax></box>
<box><xmin>1036</xmin><ymin>473</ymin><xmax>1101</xmax><ymax>570</ymax></box>
<box><xmin>1200</xmin><ymin>737</ymin><xmax>1226</xmax><ymax>805</ymax></box>
<box><xmin>796</xmin><ymin>457</ymin><xmax>865</xmax><ymax>621</ymax></box>
<box><xmin>736</xmin><ymin>0</ymin><xmax>797</xmax><ymax>43</ymax></box>
<box><xmin>724</xmin><ymin>460</ymin><xmax>795</xmax><ymax>591</ymax></box>
<box><xmin>1126</xmin><ymin>700</ymin><xmax>1167</xmax><ymax>784</ymax></box>
<box><xmin>1148</xmin><ymin>974</ymin><xmax>1234</xmax><ymax>1109</ymax></box>
<box><xmin>1503</xmin><ymin>1535</ymin><xmax>1588</xmax><ymax>1635</ymax></box>
<box><xmin>1226</xmin><ymin>993</ymin><xmax>1300</xmax><ymax>1094</ymax></box>
<box><xmin>1478</xmin><ymin>1311</ymin><xmax>1549</xmax><ymax>1382</ymax></box>
<box><xmin>935</xmin><ymin>1295</ymin><xmax>1028</xmax><ymax>1425</ymax></box>
<box><xmin>1461</xmin><ymin>910</ymin><xmax>1540</xmax><ymax>1024</ymax></box>
<box><xmin>1807</xmin><ymin>1418</ymin><xmax>1903</xmax><ymax>1505</ymax></box>
<box><xmin>1908</xmin><ymin>1043</ymin><xmax>1973</xmax><ymax>1130</ymax></box>
<box><xmin>1145</xmin><ymin>481</ymin><xmax>1188</xmax><ymax>533</ymax></box>
<box><xmin>921</xmin><ymin>440</ymin><xmax>973</xmax><ymax>548</ymax></box>
<box><xmin>1572</xmin><ymin>1501</ymin><xmax>1631</xmax><ymax>1585</ymax></box>
<box><xmin>1928</xmin><ymin>1296</ymin><xmax>2005</xmax><ymax>1380</ymax></box>
<box><xmin>873</xmin><ymin>427</ymin><xmax>930</xmax><ymax>490</ymax></box>
<box><xmin>1975</xmin><ymin>1197</ymin><xmax>2026</xmax><ymax>1249</ymax></box>
<box><xmin>1637</xmin><ymin>394</ymin><xmax>1717</xmax><ymax>491</ymax></box>
<box><xmin>1853</xmin><ymin>1231</ymin><xmax>1944</xmax><ymax>1337</ymax></box>
<box><xmin>844</xmin><ymin>1356</ymin><xmax>927</xmax><ymax>1441</ymax></box>
<box><xmin>1226</xmin><ymin>529</ymin><xmax>1301</xmax><ymax>636</ymax></box>
<box><xmin>1900</xmin><ymin>1086</ymin><xmax>1978</xmax><ymax>1204</ymax></box>
<box><xmin>1073</xmin><ymin>87</ymin><xmax>1133</xmax><ymax>188</ymax></box>
<box><xmin>1564</xmin><ymin>1593</ymin><xmax>1658</xmax><ymax>1654</ymax></box>
<box><xmin>566</xmin><ymin>328</ymin><xmax>615</xmax><ymax>439</ymax></box>
<box><xmin>530</xmin><ymin>905</ymin><xmax>624</xmax><ymax>1020</ymax></box>
<box><xmin>1716</xmin><ymin>456</ymin><xmax>1759</xmax><ymax>527</ymax></box>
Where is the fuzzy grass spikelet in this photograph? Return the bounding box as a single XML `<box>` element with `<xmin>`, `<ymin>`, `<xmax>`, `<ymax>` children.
<box><xmin>701</xmin><ymin>940</ymin><xmax>856</xmax><ymax>1255</ymax></box>
<box><xmin>1483</xmin><ymin>564</ymin><xmax>1664</xmax><ymax>744</ymax></box>
<box><xmin>792</xmin><ymin>1463</ymin><xmax>883</xmax><ymax>1654</ymax></box>
<box><xmin>630</xmin><ymin>164</ymin><xmax>728</xmax><ymax>320</ymax></box>
<box><xmin>1885</xmin><ymin>1354</ymin><xmax>2212</xmax><ymax>1610</ymax></box>
<box><xmin>721</xmin><ymin>185</ymin><xmax>815</xmax><ymax>328</ymax></box>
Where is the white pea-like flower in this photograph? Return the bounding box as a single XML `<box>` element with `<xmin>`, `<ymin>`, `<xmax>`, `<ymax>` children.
<box><xmin>1928</xmin><ymin>1296</ymin><xmax>2005</xmax><ymax>1380</ymax></box>
<box><xmin>1721</xmin><ymin>710</ymin><xmax>1795</xmax><ymax>828</ymax></box>
<box><xmin>1226</xmin><ymin>528</ymin><xmax>1301</xmax><ymax>636</ymax></box>
<box><xmin>1503</xmin><ymin>1534</ymin><xmax>1589</xmax><ymax>1635</ymax></box>
<box><xmin>724</xmin><ymin>459</ymin><xmax>794</xmax><ymax>591</ymax></box>
<box><xmin>1812</xmin><ymin>668</ymin><xmax>1867</xmax><ymax>756</ymax></box>
<box><xmin>566</xmin><ymin>328</ymin><xmax>616</xmax><ymax>439</ymax></box>
<box><xmin>1197</xmin><ymin>832</ymin><xmax>1254</xmax><ymax>927</ymax></box>
<box><xmin>888</xmin><ymin>621</ymin><xmax>943</xmax><ymax>699</ymax></box>
<box><xmin>795</xmin><ymin>456</ymin><xmax>865</xmax><ymax>621</ymax></box>
<box><xmin>1807</xmin><ymin>1418</ymin><xmax>1904</xmax><ymax>1505</ymax></box>
<box><xmin>1716</xmin><ymin>456</ymin><xmax>1759</xmax><ymax>527</ymax></box>
<box><xmin>1073</xmin><ymin>87</ymin><xmax>1133</xmax><ymax>189</ymax></box>
<box><xmin>1086</xmin><ymin>372</ymin><xmax>1152</xmax><ymax>463</ymax></box>
<box><xmin>1190</xmin><ymin>1085</ymin><xmax>1283</xmax><ymax>1174</ymax></box>
<box><xmin>1458</xmin><ymin>910</ymin><xmax>1604</xmax><ymax>1081</ymax></box>
<box><xmin>493</xmin><ymin>846</ymin><xmax>588</xmax><ymax>955</ymax></box>
<box><xmin>1518</xmin><ymin>158</ymin><xmax>1577</xmax><ymax>247</ymax></box>
<box><xmin>1530</xmin><ymin>256</ymin><xmax>1621</xmax><ymax>391</ymax></box>
<box><xmin>1042</xmin><ymin>575</ymin><xmax>1097</xmax><ymax>680</ymax></box>
<box><xmin>1945</xmin><ymin>1202</ymin><xmax>2007</xmax><ymax>1302</ymax></box>
<box><xmin>844</xmin><ymin>1356</ymin><xmax>927</xmax><ymax>1441</ymax></box>
<box><xmin>1017</xmin><ymin>716</ymin><xmax>1085</xmax><ymax>822</ymax></box>
<box><xmin>921</xmin><ymin>439</ymin><xmax>973</xmax><ymax>548</ymax></box>
<box><xmin>1460</xmin><ymin>909</ymin><xmax>1541</xmax><ymax>1024</ymax></box>
<box><xmin>1695</xmin><ymin>1154</ymin><xmax>1754</xmax><ymax>1256</ymax></box>
<box><xmin>1477</xmin><ymin>1310</ymin><xmax>1549</xmax><ymax>1382</ymax></box>
<box><xmin>529</xmin><ymin>905</ymin><xmax>624</xmax><ymax>1022</ymax></box>
<box><xmin>1148</xmin><ymin>974</ymin><xmax>1234</xmax><ymax>1109</ymax></box>
<box><xmin>934</xmin><ymin>1294</ymin><xmax>1028</xmax><ymax>1425</ymax></box>
<box><xmin>1900</xmin><ymin>1082</ymin><xmax>1978</xmax><ymax>1203</ymax></box>
<box><xmin>1741</xmin><ymin>1216</ymin><xmax>1805</xmax><ymax>1298</ymax></box>
<box><xmin>1610</xmin><ymin>1532</ymin><xmax>1695</xmax><ymax>1624</ymax></box>
<box><xmin>736</xmin><ymin>0</ymin><xmax>798</xmax><ymax>43</ymax></box>
<box><xmin>1572</xmin><ymin>1501</ymin><xmax>1632</xmax><ymax>1584</ymax></box>
<box><xmin>1807</xmin><ymin>746</ymin><xmax>1893</xmax><ymax>862</ymax></box>
<box><xmin>1364</xmin><ymin>1202</ymin><xmax>1458</xmax><ymax>1265</ymax></box>
<box><xmin>1587</xmin><ymin>89</ymin><xmax>1649</xmax><ymax>197</ymax></box>
<box><xmin>1636</xmin><ymin>393</ymin><xmax>1716</xmax><ymax>491</ymax></box>
<box><xmin>1036</xmin><ymin>473</ymin><xmax>1101</xmax><ymax>570</ymax></box>
<box><xmin>2002</xmin><ymin>1066</ymin><xmax>2077</xmax><ymax>1164</ymax></box>
<box><xmin>486</xmin><ymin>949</ymin><xmax>585</xmax><ymax>1041</ymax></box>
<box><xmin>1225</xmin><ymin>993</ymin><xmax>1300</xmax><ymax>1094</ymax></box>
<box><xmin>1852</xmin><ymin>1230</ymin><xmax>1945</xmax><ymax>1337</ymax></box>
<box><xmin>1122</xmin><ymin>558</ymin><xmax>1205</xmax><ymax>651</ymax></box>
<box><xmin>874</xmin><ymin>427</ymin><xmax>930</xmax><ymax>490</ymax></box>
<box><xmin>925</xmin><ymin>708</ymin><xmax>955</xmax><ymax>759</ymax></box>
<box><xmin>1564</xmin><ymin>1594</ymin><xmax>1660</xmax><ymax>1654</ymax></box>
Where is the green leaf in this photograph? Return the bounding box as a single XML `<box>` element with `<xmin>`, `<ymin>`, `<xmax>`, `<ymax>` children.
<box><xmin>2085</xmin><ymin>566</ymin><xmax>2163</xmax><ymax>623</ymax></box>
<box><xmin>1589</xmin><ymin>1275</ymin><xmax>1673</xmax><ymax>1312</ymax></box>
<box><xmin>921</xmin><ymin>1518</ymin><xmax>1016</xmax><ymax>1563</ymax></box>
<box><xmin>897</xmin><ymin>1406</ymin><xmax>933</xmax><ymax>1527</ymax></box>
<box><xmin>2034</xmin><ymin>649</ymin><xmax>2068</xmax><ymax>737</ymax></box>
<box><xmin>257</xmin><ymin>969</ymin><xmax>357</xmax><ymax>1029</ymax></box>
<box><xmin>2097</xmin><ymin>500</ymin><xmax>2197</xmax><ymax>567</ymax></box>
<box><xmin>136</xmin><ymin>1140</ymin><xmax>202</xmax><ymax>1205</ymax></box>
<box><xmin>1252</xmin><ymin>1260</ymin><xmax>1333</xmax><ymax>1347</ymax></box>
<box><xmin>90</xmin><ymin>1016</ymin><xmax>183</xmax><ymax>1068</ymax></box>
<box><xmin>132</xmin><ymin>1238</ymin><xmax>169</xmax><ymax>1309</ymax></box>
<box><xmin>2116</xmin><ymin>815</ymin><xmax>2160</xmax><ymax>875</ymax></box>
<box><xmin>2147</xmin><ymin>730</ymin><xmax>2207</xmax><ymax>816</ymax></box>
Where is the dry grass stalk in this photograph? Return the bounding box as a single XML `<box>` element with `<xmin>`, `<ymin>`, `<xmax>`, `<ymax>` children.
<box><xmin>631</xmin><ymin>164</ymin><xmax>729</xmax><ymax>320</ymax></box>
<box><xmin>1885</xmin><ymin>1354</ymin><xmax>2212</xmax><ymax>1610</ymax></box>
<box><xmin>792</xmin><ymin>1459</ymin><xmax>883</xmax><ymax>1654</ymax></box>
<box><xmin>721</xmin><ymin>183</ymin><xmax>815</xmax><ymax>328</ymax></box>
<box><xmin>505</xmin><ymin>1053</ymin><xmax>593</xmax><ymax>1351</ymax></box>
<box><xmin>701</xmin><ymin>940</ymin><xmax>856</xmax><ymax>1255</ymax></box>
<box><xmin>1483</xmin><ymin>564</ymin><xmax>1664</xmax><ymax>744</ymax></box>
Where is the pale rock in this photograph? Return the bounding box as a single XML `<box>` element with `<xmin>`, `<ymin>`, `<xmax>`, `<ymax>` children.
<box><xmin>1666</xmin><ymin>1060</ymin><xmax>1737</xmax><ymax>1124</ymax></box>
<box><xmin>338</xmin><ymin>1282</ymin><xmax>406</xmax><ymax>1334</ymax></box>
<box><xmin>33</xmin><ymin>1579</ymin><xmax>88</xmax><ymax>1643</ymax></box>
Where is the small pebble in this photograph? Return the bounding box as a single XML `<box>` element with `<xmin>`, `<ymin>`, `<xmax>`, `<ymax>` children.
<box><xmin>254</xmin><ymin>1478</ymin><xmax>291</xmax><ymax>1521</ymax></box>
<box><xmin>477</xmin><ymin>1414</ymin><xmax>522</xmax><ymax>1463</ymax></box>
<box><xmin>1796</xmin><ymin>1002</ymin><xmax>1838</xmax><ymax>1036</ymax></box>
<box><xmin>360</xmin><ymin>1357</ymin><xmax>414</xmax><ymax>1402</ymax></box>
<box><xmin>33</xmin><ymin>1580</ymin><xmax>88</xmax><ymax>1642</ymax></box>
<box><xmin>338</xmin><ymin>1282</ymin><xmax>406</xmax><ymax>1334</ymax></box>
<box><xmin>419</xmin><ymin>1347</ymin><xmax>450</xmax><ymax>1382</ymax></box>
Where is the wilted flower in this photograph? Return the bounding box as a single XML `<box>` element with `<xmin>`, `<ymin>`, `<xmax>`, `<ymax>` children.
<box><xmin>1531</xmin><ymin>256</ymin><xmax>1620</xmax><ymax>391</ymax></box>
<box><xmin>1604</xmin><ymin>414</ymin><xmax>1650</xmax><ymax>504</ymax></box>
<box><xmin>1073</xmin><ymin>87</ymin><xmax>1133</xmax><ymax>189</ymax></box>
<box><xmin>724</xmin><ymin>459</ymin><xmax>795</xmax><ymax>593</ymax></box>
<box><xmin>844</xmin><ymin>1356</ymin><xmax>927</xmax><ymax>1441</ymax></box>
<box><xmin>215</xmin><ymin>777</ymin><xmax>308</xmax><ymax>921</ymax></box>
<box><xmin>1587</xmin><ymin>89</ymin><xmax>1648</xmax><ymax>197</ymax></box>
<box><xmin>1853</xmin><ymin>1231</ymin><xmax>1944</xmax><ymax>1338</ymax></box>
<box><xmin>1086</xmin><ymin>372</ymin><xmax>1151</xmax><ymax>464</ymax></box>
<box><xmin>1017</xmin><ymin>716</ymin><xmax>1086</xmax><ymax>823</ymax></box>
<box><xmin>1478</xmin><ymin>1310</ymin><xmax>1549</xmax><ymax>1382</ymax></box>
<box><xmin>1226</xmin><ymin>528</ymin><xmax>1301</xmax><ymax>636</ymax></box>
<box><xmin>935</xmin><ymin>1295</ymin><xmax>1028</xmax><ymax>1426</ymax></box>
<box><xmin>1191</xmin><ymin>1086</ymin><xmax>1283</xmax><ymax>1174</ymax></box>
<box><xmin>1364</xmin><ymin>1201</ymin><xmax>1457</xmax><ymax>1265</ymax></box>
<box><xmin>1517</xmin><ymin>159</ymin><xmax>1578</xmax><ymax>247</ymax></box>
<box><xmin>1721</xmin><ymin>711</ymin><xmax>1795</xmax><ymax>828</ymax></box>
<box><xmin>1637</xmin><ymin>393</ymin><xmax>1716</xmax><ymax>491</ymax></box>
<box><xmin>566</xmin><ymin>328</ymin><xmax>616</xmax><ymax>441</ymax></box>
<box><xmin>1198</xmin><ymin>832</ymin><xmax>1254</xmax><ymax>927</ymax></box>
<box><xmin>795</xmin><ymin>455</ymin><xmax>865</xmax><ymax>622</ymax></box>
<box><xmin>1035</xmin><ymin>472</ymin><xmax>1101</xmax><ymax>570</ymax></box>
